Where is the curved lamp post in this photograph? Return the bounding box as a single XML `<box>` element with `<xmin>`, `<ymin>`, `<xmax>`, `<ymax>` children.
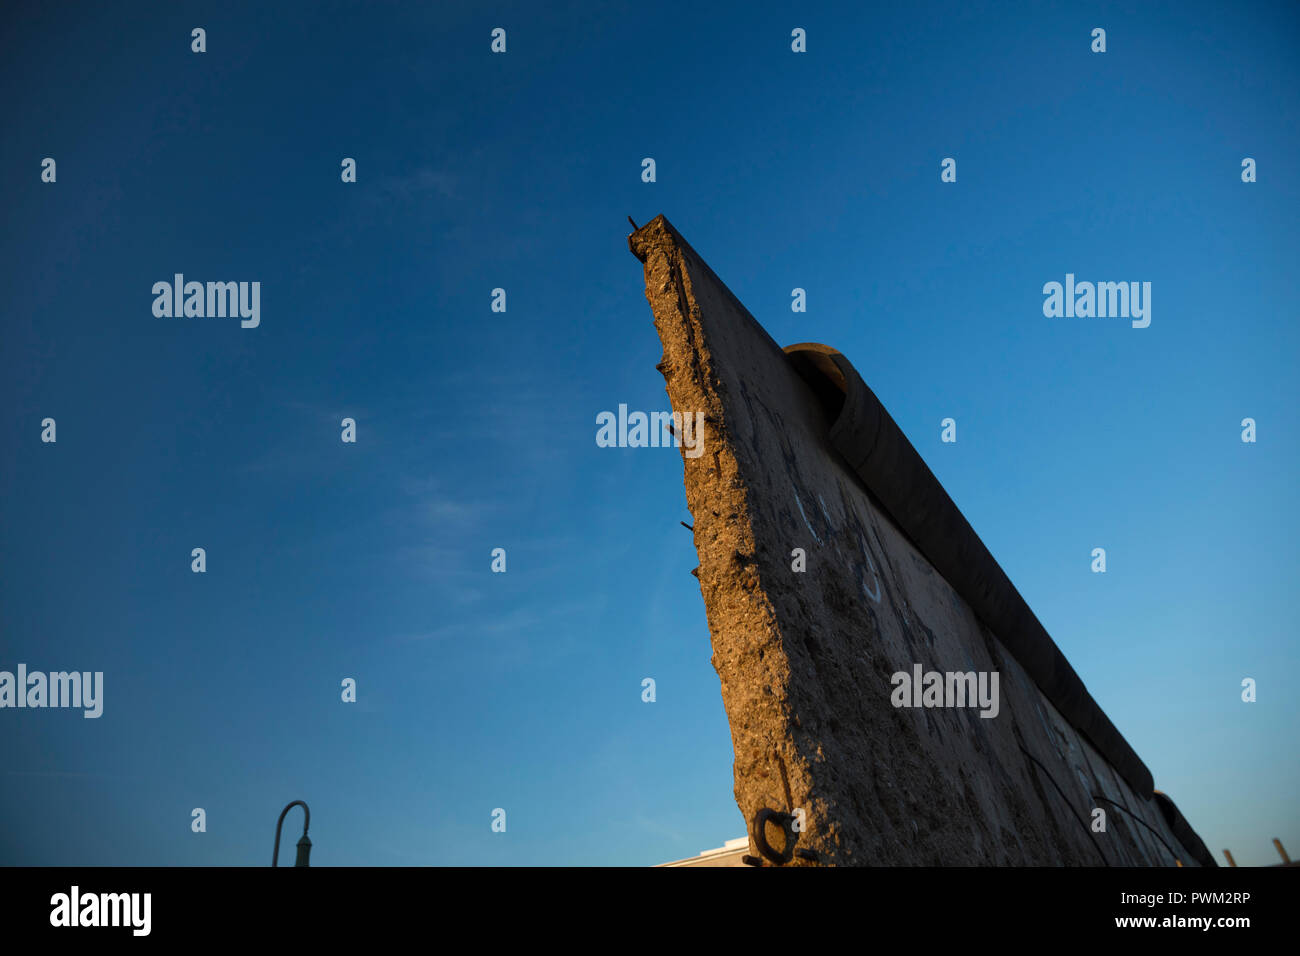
<box><xmin>272</xmin><ymin>800</ymin><xmax>312</xmax><ymax>867</ymax></box>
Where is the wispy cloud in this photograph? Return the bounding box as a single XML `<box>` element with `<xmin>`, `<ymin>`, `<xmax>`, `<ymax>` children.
<box><xmin>373</xmin><ymin>166</ymin><xmax>459</xmax><ymax>204</ymax></box>
<box><xmin>395</xmin><ymin>599</ymin><xmax>594</xmax><ymax>646</ymax></box>
<box><xmin>395</xmin><ymin>475</ymin><xmax>493</xmax><ymax>530</ymax></box>
<box><xmin>634</xmin><ymin>814</ymin><xmax>684</xmax><ymax>844</ymax></box>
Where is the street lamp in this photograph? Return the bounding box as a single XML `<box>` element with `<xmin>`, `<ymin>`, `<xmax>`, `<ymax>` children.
<box><xmin>272</xmin><ymin>800</ymin><xmax>312</xmax><ymax>867</ymax></box>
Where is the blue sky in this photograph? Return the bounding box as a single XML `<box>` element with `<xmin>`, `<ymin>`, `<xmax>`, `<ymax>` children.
<box><xmin>1</xmin><ymin>0</ymin><xmax>1296</xmax><ymax>866</ymax></box>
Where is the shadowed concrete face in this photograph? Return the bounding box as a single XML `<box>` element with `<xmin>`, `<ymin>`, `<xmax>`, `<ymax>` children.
<box><xmin>629</xmin><ymin>214</ymin><xmax>1212</xmax><ymax>867</ymax></box>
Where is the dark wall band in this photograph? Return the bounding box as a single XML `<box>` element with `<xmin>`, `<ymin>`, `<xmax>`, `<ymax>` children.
<box><xmin>783</xmin><ymin>342</ymin><xmax>1156</xmax><ymax>799</ymax></box>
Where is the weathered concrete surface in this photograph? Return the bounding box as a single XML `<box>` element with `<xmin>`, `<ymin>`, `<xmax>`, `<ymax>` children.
<box><xmin>630</xmin><ymin>214</ymin><xmax>1212</xmax><ymax>866</ymax></box>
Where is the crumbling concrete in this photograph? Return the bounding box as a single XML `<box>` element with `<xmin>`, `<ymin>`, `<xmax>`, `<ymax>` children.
<box><xmin>630</xmin><ymin>214</ymin><xmax>1212</xmax><ymax>866</ymax></box>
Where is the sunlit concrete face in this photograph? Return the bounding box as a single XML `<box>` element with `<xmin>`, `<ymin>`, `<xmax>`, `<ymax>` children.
<box><xmin>630</xmin><ymin>215</ymin><xmax>1211</xmax><ymax>867</ymax></box>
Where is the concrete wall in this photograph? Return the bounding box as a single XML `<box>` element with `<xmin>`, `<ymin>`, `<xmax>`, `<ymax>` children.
<box><xmin>630</xmin><ymin>214</ymin><xmax>1212</xmax><ymax>867</ymax></box>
